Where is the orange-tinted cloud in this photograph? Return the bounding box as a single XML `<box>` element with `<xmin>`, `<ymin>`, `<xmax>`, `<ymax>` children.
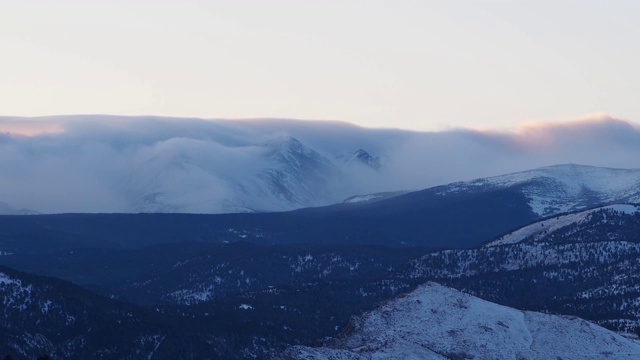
<box><xmin>0</xmin><ymin>120</ymin><xmax>64</xmax><ymax>136</ymax></box>
<box><xmin>469</xmin><ymin>114</ymin><xmax>638</xmax><ymax>153</ymax></box>
<box><xmin>1</xmin><ymin>114</ymin><xmax>640</xmax><ymax>214</ymax></box>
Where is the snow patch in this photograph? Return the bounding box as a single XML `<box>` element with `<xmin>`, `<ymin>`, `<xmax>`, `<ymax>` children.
<box><xmin>344</xmin><ymin>194</ymin><xmax>382</xmax><ymax>204</ymax></box>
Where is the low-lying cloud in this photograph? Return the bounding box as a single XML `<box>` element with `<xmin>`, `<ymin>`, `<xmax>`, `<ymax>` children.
<box><xmin>0</xmin><ymin>114</ymin><xmax>639</xmax><ymax>213</ymax></box>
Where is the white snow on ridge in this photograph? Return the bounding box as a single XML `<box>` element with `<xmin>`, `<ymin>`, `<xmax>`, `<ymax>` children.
<box><xmin>0</xmin><ymin>272</ymin><xmax>34</xmax><ymax>312</ymax></box>
<box><xmin>486</xmin><ymin>203</ymin><xmax>640</xmax><ymax>247</ymax></box>
<box><xmin>165</xmin><ymin>287</ymin><xmax>214</xmax><ymax>305</ymax></box>
<box><xmin>487</xmin><ymin>207</ymin><xmax>602</xmax><ymax>247</ymax></box>
<box><xmin>0</xmin><ymin>272</ymin><xmax>19</xmax><ymax>286</ymax></box>
<box><xmin>280</xmin><ymin>283</ymin><xmax>640</xmax><ymax>359</ymax></box>
<box><xmin>486</xmin><ymin>164</ymin><xmax>640</xmax><ymax>194</ymax></box>
<box><xmin>344</xmin><ymin>194</ymin><xmax>382</xmax><ymax>204</ymax></box>
<box><xmin>489</xmin><ymin>165</ymin><xmax>640</xmax><ymax>216</ymax></box>
<box><xmin>439</xmin><ymin>164</ymin><xmax>640</xmax><ymax>217</ymax></box>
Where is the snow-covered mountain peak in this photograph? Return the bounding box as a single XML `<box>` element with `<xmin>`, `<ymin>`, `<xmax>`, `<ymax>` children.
<box><xmin>279</xmin><ymin>282</ymin><xmax>640</xmax><ymax>359</ymax></box>
<box><xmin>255</xmin><ymin>136</ymin><xmax>349</xmax><ymax>208</ymax></box>
<box><xmin>438</xmin><ymin>164</ymin><xmax>640</xmax><ymax>217</ymax></box>
<box><xmin>264</xmin><ymin>136</ymin><xmax>330</xmax><ymax>171</ymax></box>
<box><xmin>126</xmin><ymin>135</ymin><xmax>352</xmax><ymax>213</ymax></box>
<box><xmin>492</xmin><ymin>163</ymin><xmax>640</xmax><ymax>189</ymax></box>
<box><xmin>265</xmin><ymin>136</ymin><xmax>315</xmax><ymax>157</ymax></box>
<box><xmin>344</xmin><ymin>149</ymin><xmax>381</xmax><ymax>170</ymax></box>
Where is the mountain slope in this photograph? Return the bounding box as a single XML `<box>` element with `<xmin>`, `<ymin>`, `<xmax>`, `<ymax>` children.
<box><xmin>2</xmin><ymin>164</ymin><xmax>640</xmax><ymax>253</ymax></box>
<box><xmin>278</xmin><ymin>282</ymin><xmax>640</xmax><ymax>359</ymax></box>
<box><xmin>342</xmin><ymin>149</ymin><xmax>381</xmax><ymax>170</ymax></box>
<box><xmin>0</xmin><ymin>242</ymin><xmax>422</xmax><ymax>306</ymax></box>
<box><xmin>403</xmin><ymin>204</ymin><xmax>640</xmax><ymax>334</ymax></box>
<box><xmin>0</xmin><ymin>266</ymin><xmax>177</xmax><ymax>359</ymax></box>
<box><xmin>128</xmin><ymin>136</ymin><xmax>362</xmax><ymax>213</ymax></box>
<box><xmin>257</xmin><ymin>136</ymin><xmax>345</xmax><ymax>210</ymax></box>
<box><xmin>0</xmin><ymin>185</ymin><xmax>537</xmax><ymax>251</ymax></box>
<box><xmin>437</xmin><ymin>164</ymin><xmax>640</xmax><ymax>217</ymax></box>
<box><xmin>3</xmin><ymin>264</ymin><xmax>374</xmax><ymax>360</ymax></box>
<box><xmin>303</xmin><ymin>163</ymin><xmax>640</xmax><ymax>247</ymax></box>
<box><xmin>3</xmin><ymin>165</ymin><xmax>640</xmax><ymax>250</ymax></box>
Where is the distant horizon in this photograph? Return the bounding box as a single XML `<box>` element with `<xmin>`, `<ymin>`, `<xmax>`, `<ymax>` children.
<box><xmin>1</xmin><ymin>111</ymin><xmax>636</xmax><ymax>133</ymax></box>
<box><xmin>3</xmin><ymin>1</ymin><xmax>638</xmax><ymax>131</ymax></box>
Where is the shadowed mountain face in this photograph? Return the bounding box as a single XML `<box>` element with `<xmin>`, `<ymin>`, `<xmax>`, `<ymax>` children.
<box><xmin>0</xmin><ymin>242</ymin><xmax>423</xmax><ymax>306</ymax></box>
<box><xmin>0</xmin><ymin>244</ymin><xmax>425</xmax><ymax>359</ymax></box>
<box><xmin>258</xmin><ymin>136</ymin><xmax>344</xmax><ymax>208</ymax></box>
<box><xmin>0</xmin><ymin>183</ymin><xmax>535</xmax><ymax>251</ymax></box>
<box><xmin>0</xmin><ymin>266</ymin><xmax>222</xmax><ymax>360</ymax></box>
<box><xmin>341</xmin><ymin>149</ymin><xmax>381</xmax><ymax>170</ymax></box>
<box><xmin>401</xmin><ymin>204</ymin><xmax>640</xmax><ymax>335</ymax></box>
<box><xmin>2</xmin><ymin>165</ymin><xmax>640</xmax><ymax>358</ymax></box>
<box><xmin>1</xmin><ymin>164</ymin><xmax>640</xmax><ymax>252</ymax></box>
<box><xmin>126</xmin><ymin>135</ymin><xmax>366</xmax><ymax>214</ymax></box>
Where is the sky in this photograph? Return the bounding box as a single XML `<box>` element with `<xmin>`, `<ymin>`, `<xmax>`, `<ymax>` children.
<box><xmin>2</xmin><ymin>0</ymin><xmax>639</xmax><ymax>131</ymax></box>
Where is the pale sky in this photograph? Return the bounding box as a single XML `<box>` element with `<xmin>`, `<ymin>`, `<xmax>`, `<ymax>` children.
<box><xmin>1</xmin><ymin>0</ymin><xmax>638</xmax><ymax>131</ymax></box>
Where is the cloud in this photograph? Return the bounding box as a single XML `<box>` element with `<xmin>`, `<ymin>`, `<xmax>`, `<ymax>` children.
<box><xmin>379</xmin><ymin>115</ymin><xmax>640</xmax><ymax>190</ymax></box>
<box><xmin>0</xmin><ymin>114</ymin><xmax>639</xmax><ymax>213</ymax></box>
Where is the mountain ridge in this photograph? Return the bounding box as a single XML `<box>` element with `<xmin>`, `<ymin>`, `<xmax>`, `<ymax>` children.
<box><xmin>4</xmin><ymin>114</ymin><xmax>640</xmax><ymax>214</ymax></box>
<box><xmin>3</xmin><ymin>164</ymin><xmax>640</xmax><ymax>250</ymax></box>
<box><xmin>278</xmin><ymin>282</ymin><xmax>640</xmax><ymax>359</ymax></box>
<box><xmin>436</xmin><ymin>163</ymin><xmax>640</xmax><ymax>217</ymax></box>
<box><xmin>402</xmin><ymin>203</ymin><xmax>640</xmax><ymax>335</ymax></box>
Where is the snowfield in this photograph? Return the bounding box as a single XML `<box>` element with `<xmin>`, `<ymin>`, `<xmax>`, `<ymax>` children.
<box><xmin>438</xmin><ymin>164</ymin><xmax>640</xmax><ymax>217</ymax></box>
<box><xmin>279</xmin><ymin>283</ymin><xmax>640</xmax><ymax>359</ymax></box>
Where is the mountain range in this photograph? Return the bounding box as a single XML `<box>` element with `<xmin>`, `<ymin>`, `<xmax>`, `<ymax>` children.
<box><xmin>103</xmin><ymin>136</ymin><xmax>382</xmax><ymax>214</ymax></box>
<box><xmin>3</xmin><ymin>163</ymin><xmax>640</xmax><ymax>358</ymax></box>
<box><xmin>3</xmin><ymin>115</ymin><xmax>640</xmax><ymax>214</ymax></box>
<box><xmin>2</xmin><ymin>164</ymin><xmax>638</xmax><ymax>252</ymax></box>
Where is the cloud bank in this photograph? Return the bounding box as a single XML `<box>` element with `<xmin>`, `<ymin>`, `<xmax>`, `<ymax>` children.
<box><xmin>0</xmin><ymin>114</ymin><xmax>639</xmax><ymax>213</ymax></box>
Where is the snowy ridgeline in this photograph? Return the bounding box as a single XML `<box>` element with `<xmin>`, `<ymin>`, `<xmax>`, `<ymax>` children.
<box><xmin>488</xmin><ymin>204</ymin><xmax>640</xmax><ymax>247</ymax></box>
<box><xmin>436</xmin><ymin>164</ymin><xmax>640</xmax><ymax>217</ymax></box>
<box><xmin>2</xmin><ymin>137</ymin><xmax>640</xmax><ymax>217</ymax></box>
<box><xmin>402</xmin><ymin>204</ymin><xmax>640</xmax><ymax>335</ymax></box>
<box><xmin>410</xmin><ymin>204</ymin><xmax>640</xmax><ymax>279</ymax></box>
<box><xmin>279</xmin><ymin>283</ymin><xmax>640</xmax><ymax>359</ymax></box>
<box><xmin>1</xmin><ymin>133</ymin><xmax>385</xmax><ymax>214</ymax></box>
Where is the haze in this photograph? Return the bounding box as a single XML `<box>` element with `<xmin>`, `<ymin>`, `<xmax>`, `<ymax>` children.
<box><xmin>1</xmin><ymin>115</ymin><xmax>639</xmax><ymax>213</ymax></box>
<box><xmin>2</xmin><ymin>1</ymin><xmax>639</xmax><ymax>130</ymax></box>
